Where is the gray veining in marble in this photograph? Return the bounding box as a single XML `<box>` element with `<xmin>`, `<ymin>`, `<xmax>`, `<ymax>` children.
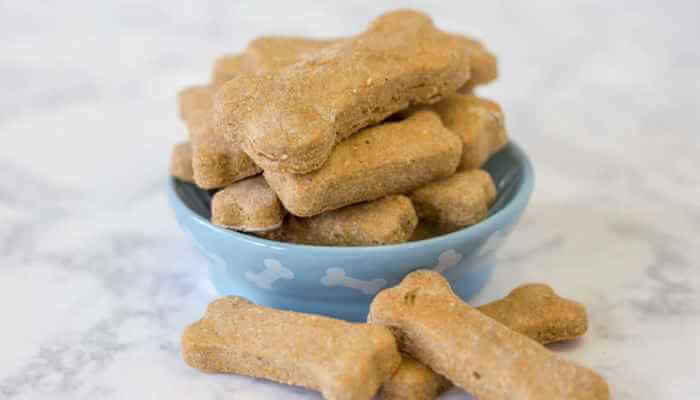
<box><xmin>1</xmin><ymin>1</ymin><xmax>699</xmax><ymax>399</ymax></box>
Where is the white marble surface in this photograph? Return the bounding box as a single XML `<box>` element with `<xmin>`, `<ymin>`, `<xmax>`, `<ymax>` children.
<box><xmin>1</xmin><ymin>1</ymin><xmax>699</xmax><ymax>399</ymax></box>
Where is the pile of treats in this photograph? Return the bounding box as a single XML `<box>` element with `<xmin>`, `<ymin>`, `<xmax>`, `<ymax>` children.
<box><xmin>182</xmin><ymin>270</ymin><xmax>610</xmax><ymax>399</ymax></box>
<box><xmin>170</xmin><ymin>9</ymin><xmax>509</xmax><ymax>246</ymax></box>
<box><xmin>177</xmin><ymin>11</ymin><xmax>611</xmax><ymax>399</ymax></box>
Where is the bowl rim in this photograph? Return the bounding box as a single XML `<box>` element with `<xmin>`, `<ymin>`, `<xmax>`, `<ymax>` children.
<box><xmin>168</xmin><ymin>140</ymin><xmax>534</xmax><ymax>253</ymax></box>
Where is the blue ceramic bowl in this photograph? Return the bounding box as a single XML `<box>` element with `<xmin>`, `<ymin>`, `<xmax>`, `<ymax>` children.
<box><xmin>168</xmin><ymin>142</ymin><xmax>534</xmax><ymax>321</ymax></box>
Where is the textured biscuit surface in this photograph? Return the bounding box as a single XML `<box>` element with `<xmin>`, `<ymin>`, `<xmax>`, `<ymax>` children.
<box><xmin>178</xmin><ymin>85</ymin><xmax>261</xmax><ymax>189</ymax></box>
<box><xmin>409</xmin><ymin>169</ymin><xmax>496</xmax><ymax>227</ymax></box>
<box><xmin>479</xmin><ymin>283</ymin><xmax>588</xmax><ymax>344</ymax></box>
<box><xmin>368</xmin><ymin>270</ymin><xmax>610</xmax><ymax>400</ymax></box>
<box><xmin>170</xmin><ymin>142</ymin><xmax>194</xmax><ymax>182</ymax></box>
<box><xmin>245</xmin><ymin>36</ymin><xmax>338</xmax><ymax>74</ymax></box>
<box><xmin>381</xmin><ymin>357</ymin><xmax>450</xmax><ymax>400</ymax></box>
<box><xmin>456</xmin><ymin>36</ymin><xmax>498</xmax><ymax>93</ymax></box>
<box><xmin>211</xmin><ymin>38</ymin><xmax>335</xmax><ymax>87</ymax></box>
<box><xmin>211</xmin><ymin>176</ymin><xmax>285</xmax><ymax>232</ymax></box>
<box><xmin>211</xmin><ymin>54</ymin><xmax>254</xmax><ymax>87</ymax></box>
<box><xmin>178</xmin><ymin>85</ymin><xmax>214</xmax><ymax>121</ymax></box>
<box><xmin>264</xmin><ymin>110</ymin><xmax>462</xmax><ymax>217</ymax></box>
<box><xmin>433</xmin><ymin>94</ymin><xmax>507</xmax><ymax>170</ymax></box>
<box><xmin>182</xmin><ymin>296</ymin><xmax>401</xmax><ymax>400</ymax></box>
<box><xmin>270</xmin><ymin>195</ymin><xmax>418</xmax><ymax>246</ymax></box>
<box><xmin>382</xmin><ymin>283</ymin><xmax>591</xmax><ymax>400</ymax></box>
<box><xmin>215</xmin><ymin>9</ymin><xmax>470</xmax><ymax>173</ymax></box>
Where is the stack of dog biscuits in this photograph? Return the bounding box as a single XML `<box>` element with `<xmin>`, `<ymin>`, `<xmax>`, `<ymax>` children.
<box><xmin>171</xmin><ymin>9</ymin><xmax>509</xmax><ymax>246</ymax></box>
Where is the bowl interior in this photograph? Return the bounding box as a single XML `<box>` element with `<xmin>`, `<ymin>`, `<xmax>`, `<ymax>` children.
<box><xmin>172</xmin><ymin>142</ymin><xmax>529</xmax><ymax>234</ymax></box>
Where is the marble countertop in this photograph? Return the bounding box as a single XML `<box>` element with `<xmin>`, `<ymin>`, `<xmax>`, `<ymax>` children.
<box><xmin>1</xmin><ymin>1</ymin><xmax>698</xmax><ymax>399</ymax></box>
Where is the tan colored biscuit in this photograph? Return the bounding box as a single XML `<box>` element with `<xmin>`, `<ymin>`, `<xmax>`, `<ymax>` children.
<box><xmin>479</xmin><ymin>283</ymin><xmax>588</xmax><ymax>344</ymax></box>
<box><xmin>457</xmin><ymin>36</ymin><xmax>498</xmax><ymax>93</ymax></box>
<box><xmin>216</xmin><ymin>9</ymin><xmax>470</xmax><ymax>174</ymax></box>
<box><xmin>211</xmin><ymin>176</ymin><xmax>285</xmax><ymax>232</ymax></box>
<box><xmin>211</xmin><ymin>54</ymin><xmax>254</xmax><ymax>87</ymax></box>
<box><xmin>246</xmin><ymin>35</ymin><xmax>338</xmax><ymax>74</ymax></box>
<box><xmin>268</xmin><ymin>195</ymin><xmax>418</xmax><ymax>246</ymax></box>
<box><xmin>264</xmin><ymin>110</ymin><xmax>462</xmax><ymax>217</ymax></box>
<box><xmin>433</xmin><ymin>94</ymin><xmax>507</xmax><ymax>170</ymax></box>
<box><xmin>244</xmin><ymin>33</ymin><xmax>491</xmax><ymax>93</ymax></box>
<box><xmin>382</xmin><ymin>284</ymin><xmax>591</xmax><ymax>400</ymax></box>
<box><xmin>182</xmin><ymin>296</ymin><xmax>401</xmax><ymax>400</ymax></box>
<box><xmin>178</xmin><ymin>85</ymin><xmax>213</xmax><ymax>122</ymax></box>
<box><xmin>369</xmin><ymin>270</ymin><xmax>610</xmax><ymax>400</ymax></box>
<box><xmin>229</xmin><ymin>32</ymin><xmax>489</xmax><ymax>95</ymax></box>
<box><xmin>178</xmin><ymin>85</ymin><xmax>261</xmax><ymax>189</ymax></box>
<box><xmin>409</xmin><ymin>169</ymin><xmax>496</xmax><ymax>228</ymax></box>
<box><xmin>170</xmin><ymin>142</ymin><xmax>194</xmax><ymax>182</ymax></box>
<box><xmin>381</xmin><ymin>357</ymin><xmax>450</xmax><ymax>400</ymax></box>
<box><xmin>211</xmin><ymin>38</ymin><xmax>334</xmax><ymax>87</ymax></box>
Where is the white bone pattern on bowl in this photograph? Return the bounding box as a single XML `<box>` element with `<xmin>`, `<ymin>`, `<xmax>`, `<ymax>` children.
<box><xmin>245</xmin><ymin>259</ymin><xmax>295</xmax><ymax>289</ymax></box>
<box><xmin>432</xmin><ymin>249</ymin><xmax>463</xmax><ymax>273</ymax></box>
<box><xmin>320</xmin><ymin>267</ymin><xmax>387</xmax><ymax>295</ymax></box>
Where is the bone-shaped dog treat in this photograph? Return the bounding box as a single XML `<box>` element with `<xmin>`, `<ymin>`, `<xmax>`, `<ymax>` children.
<box><xmin>244</xmin><ymin>34</ymin><xmax>492</xmax><ymax>94</ymax></box>
<box><xmin>170</xmin><ymin>142</ymin><xmax>194</xmax><ymax>182</ymax></box>
<box><xmin>215</xmin><ymin>32</ymin><xmax>488</xmax><ymax>98</ymax></box>
<box><xmin>321</xmin><ymin>267</ymin><xmax>387</xmax><ymax>295</ymax></box>
<box><xmin>456</xmin><ymin>36</ymin><xmax>498</xmax><ymax>93</ymax></box>
<box><xmin>432</xmin><ymin>94</ymin><xmax>507</xmax><ymax>170</ymax></box>
<box><xmin>178</xmin><ymin>85</ymin><xmax>261</xmax><ymax>189</ymax></box>
<box><xmin>409</xmin><ymin>169</ymin><xmax>496</xmax><ymax>228</ymax></box>
<box><xmin>264</xmin><ymin>110</ymin><xmax>462</xmax><ymax>217</ymax></box>
<box><xmin>182</xmin><ymin>296</ymin><xmax>402</xmax><ymax>400</ymax></box>
<box><xmin>215</xmin><ymin>9</ymin><xmax>470</xmax><ymax>174</ymax></box>
<box><xmin>369</xmin><ymin>270</ymin><xmax>610</xmax><ymax>400</ymax></box>
<box><xmin>211</xmin><ymin>176</ymin><xmax>285</xmax><ymax>232</ymax></box>
<box><xmin>479</xmin><ymin>283</ymin><xmax>588</xmax><ymax>344</ymax></box>
<box><xmin>381</xmin><ymin>283</ymin><xmax>591</xmax><ymax>400</ymax></box>
<box><xmin>271</xmin><ymin>195</ymin><xmax>418</xmax><ymax>246</ymax></box>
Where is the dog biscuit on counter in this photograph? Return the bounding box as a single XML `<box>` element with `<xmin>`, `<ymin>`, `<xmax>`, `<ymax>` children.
<box><xmin>182</xmin><ymin>296</ymin><xmax>401</xmax><ymax>400</ymax></box>
<box><xmin>382</xmin><ymin>283</ymin><xmax>591</xmax><ymax>400</ymax></box>
<box><xmin>369</xmin><ymin>271</ymin><xmax>610</xmax><ymax>400</ymax></box>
